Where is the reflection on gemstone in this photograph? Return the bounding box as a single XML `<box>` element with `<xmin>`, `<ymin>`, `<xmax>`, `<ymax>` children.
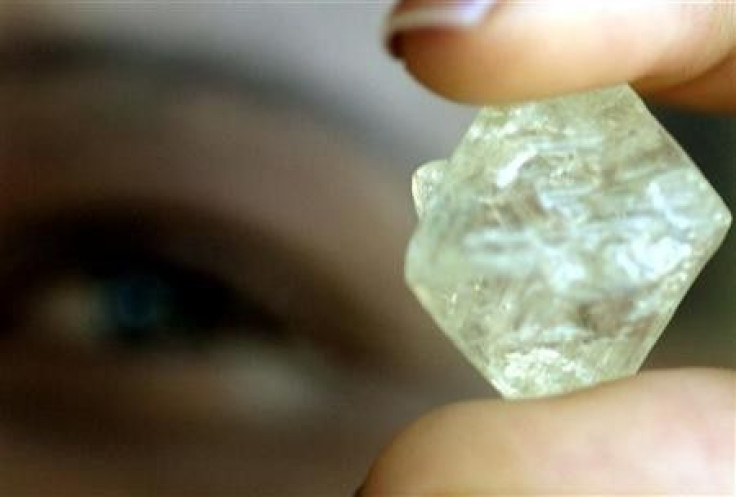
<box><xmin>406</xmin><ymin>85</ymin><xmax>732</xmax><ymax>399</ymax></box>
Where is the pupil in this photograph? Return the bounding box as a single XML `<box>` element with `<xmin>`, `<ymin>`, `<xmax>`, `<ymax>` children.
<box><xmin>105</xmin><ymin>273</ymin><xmax>172</xmax><ymax>346</ymax></box>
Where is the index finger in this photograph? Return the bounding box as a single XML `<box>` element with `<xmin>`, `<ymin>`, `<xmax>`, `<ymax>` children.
<box><xmin>385</xmin><ymin>1</ymin><xmax>736</xmax><ymax>112</ymax></box>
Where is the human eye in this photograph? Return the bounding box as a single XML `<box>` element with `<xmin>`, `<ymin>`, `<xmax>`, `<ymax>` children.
<box><xmin>0</xmin><ymin>210</ymin><xmax>287</xmax><ymax>352</ymax></box>
<box><xmin>0</xmin><ymin>38</ymin><xmax>491</xmax><ymax>495</ymax></box>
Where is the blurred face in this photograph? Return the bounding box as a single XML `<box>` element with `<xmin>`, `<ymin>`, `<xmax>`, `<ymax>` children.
<box><xmin>0</xmin><ymin>36</ymin><xmax>488</xmax><ymax>495</ymax></box>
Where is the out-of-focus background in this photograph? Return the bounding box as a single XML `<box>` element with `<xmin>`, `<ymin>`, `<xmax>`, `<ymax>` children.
<box><xmin>0</xmin><ymin>3</ymin><xmax>732</xmax><ymax>496</ymax></box>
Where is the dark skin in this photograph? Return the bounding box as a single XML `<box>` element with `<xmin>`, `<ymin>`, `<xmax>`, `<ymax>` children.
<box><xmin>361</xmin><ymin>1</ymin><xmax>736</xmax><ymax>494</ymax></box>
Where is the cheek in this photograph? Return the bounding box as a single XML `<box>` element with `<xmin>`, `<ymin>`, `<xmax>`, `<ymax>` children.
<box><xmin>0</xmin><ymin>344</ymin><xmax>481</xmax><ymax>495</ymax></box>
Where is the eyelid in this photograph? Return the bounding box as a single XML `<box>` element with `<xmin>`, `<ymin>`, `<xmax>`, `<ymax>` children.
<box><xmin>0</xmin><ymin>202</ymin><xmax>385</xmax><ymax>360</ymax></box>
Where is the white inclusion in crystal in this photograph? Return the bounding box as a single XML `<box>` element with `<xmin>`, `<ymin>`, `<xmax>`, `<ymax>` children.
<box><xmin>631</xmin><ymin>237</ymin><xmax>692</xmax><ymax>281</ymax></box>
<box><xmin>463</xmin><ymin>229</ymin><xmax>539</xmax><ymax>275</ymax></box>
<box><xmin>543</xmin><ymin>251</ymin><xmax>587</xmax><ymax>294</ymax></box>
<box><xmin>538</xmin><ymin>184</ymin><xmax>598</xmax><ymax>210</ymax></box>
<box><xmin>496</xmin><ymin>149</ymin><xmax>537</xmax><ymax>188</ymax></box>
<box><xmin>412</xmin><ymin>160</ymin><xmax>447</xmax><ymax>219</ymax></box>
<box><xmin>532</xmin><ymin>134</ymin><xmax>603</xmax><ymax>153</ymax></box>
<box><xmin>647</xmin><ymin>171</ymin><xmax>704</xmax><ymax>232</ymax></box>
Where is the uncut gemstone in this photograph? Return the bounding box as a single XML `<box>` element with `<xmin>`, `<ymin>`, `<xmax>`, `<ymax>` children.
<box><xmin>405</xmin><ymin>85</ymin><xmax>731</xmax><ymax>399</ymax></box>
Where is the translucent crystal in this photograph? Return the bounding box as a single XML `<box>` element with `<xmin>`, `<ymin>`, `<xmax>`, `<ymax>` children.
<box><xmin>405</xmin><ymin>85</ymin><xmax>731</xmax><ymax>399</ymax></box>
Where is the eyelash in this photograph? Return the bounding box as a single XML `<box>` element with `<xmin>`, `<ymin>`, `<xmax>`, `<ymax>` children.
<box><xmin>0</xmin><ymin>214</ymin><xmax>286</xmax><ymax>353</ymax></box>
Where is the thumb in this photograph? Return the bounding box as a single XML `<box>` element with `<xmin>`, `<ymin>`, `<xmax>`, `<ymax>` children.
<box><xmin>384</xmin><ymin>1</ymin><xmax>736</xmax><ymax>111</ymax></box>
<box><xmin>360</xmin><ymin>369</ymin><xmax>735</xmax><ymax>495</ymax></box>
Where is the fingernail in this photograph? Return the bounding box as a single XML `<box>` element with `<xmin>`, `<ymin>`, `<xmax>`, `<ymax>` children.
<box><xmin>383</xmin><ymin>0</ymin><xmax>499</xmax><ymax>58</ymax></box>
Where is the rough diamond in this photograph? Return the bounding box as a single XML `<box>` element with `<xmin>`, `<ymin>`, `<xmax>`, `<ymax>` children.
<box><xmin>405</xmin><ymin>85</ymin><xmax>731</xmax><ymax>399</ymax></box>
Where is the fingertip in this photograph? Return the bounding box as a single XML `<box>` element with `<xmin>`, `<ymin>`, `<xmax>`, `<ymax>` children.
<box><xmin>397</xmin><ymin>14</ymin><xmax>632</xmax><ymax>105</ymax></box>
<box><xmin>392</xmin><ymin>2</ymin><xmax>735</xmax><ymax>109</ymax></box>
<box><xmin>399</xmin><ymin>29</ymin><xmax>491</xmax><ymax>104</ymax></box>
<box><xmin>361</xmin><ymin>369</ymin><xmax>735</xmax><ymax>495</ymax></box>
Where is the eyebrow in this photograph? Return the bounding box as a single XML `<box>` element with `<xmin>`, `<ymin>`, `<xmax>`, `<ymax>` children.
<box><xmin>0</xmin><ymin>34</ymin><xmax>393</xmax><ymax>156</ymax></box>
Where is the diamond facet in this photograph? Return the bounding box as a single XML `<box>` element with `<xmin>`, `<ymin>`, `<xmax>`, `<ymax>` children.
<box><xmin>405</xmin><ymin>85</ymin><xmax>731</xmax><ymax>399</ymax></box>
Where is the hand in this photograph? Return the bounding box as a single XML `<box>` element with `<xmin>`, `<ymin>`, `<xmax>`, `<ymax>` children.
<box><xmin>360</xmin><ymin>2</ymin><xmax>736</xmax><ymax>494</ymax></box>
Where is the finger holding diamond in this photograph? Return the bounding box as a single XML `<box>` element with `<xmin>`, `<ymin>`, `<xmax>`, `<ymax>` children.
<box><xmin>360</xmin><ymin>369</ymin><xmax>735</xmax><ymax>495</ymax></box>
<box><xmin>385</xmin><ymin>1</ymin><xmax>736</xmax><ymax>112</ymax></box>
